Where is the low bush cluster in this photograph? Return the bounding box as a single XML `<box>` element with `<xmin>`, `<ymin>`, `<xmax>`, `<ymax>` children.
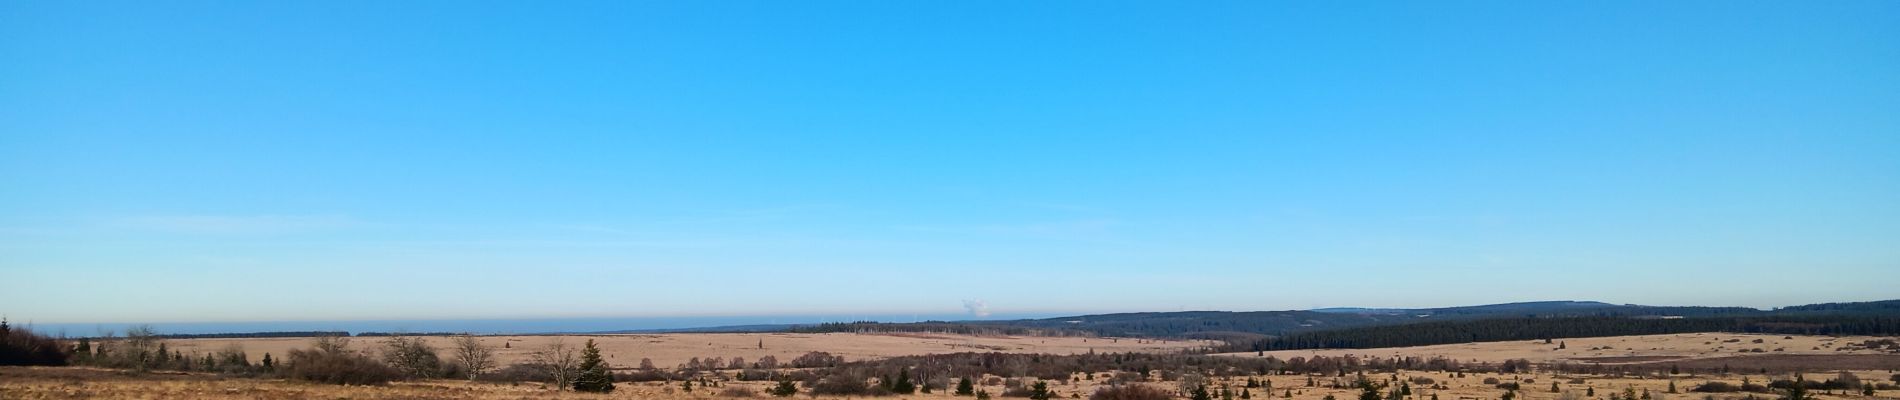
<box><xmin>282</xmin><ymin>345</ymin><xmax>400</xmax><ymax>385</ymax></box>
<box><xmin>1091</xmin><ymin>384</ymin><xmax>1173</xmax><ymax>400</ymax></box>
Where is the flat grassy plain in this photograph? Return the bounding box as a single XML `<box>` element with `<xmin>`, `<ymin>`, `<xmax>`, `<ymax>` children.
<box><xmin>1218</xmin><ymin>333</ymin><xmax>1900</xmax><ymax>365</ymax></box>
<box><xmin>168</xmin><ymin>332</ymin><xmax>1209</xmax><ymax>366</ymax></box>
<box><xmin>6</xmin><ymin>334</ymin><xmax>1898</xmax><ymax>400</ymax></box>
<box><xmin>7</xmin><ymin>364</ymin><xmax>1899</xmax><ymax>400</ymax></box>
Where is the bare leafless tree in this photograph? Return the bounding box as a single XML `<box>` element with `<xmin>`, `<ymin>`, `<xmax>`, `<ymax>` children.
<box><xmin>380</xmin><ymin>335</ymin><xmax>441</xmax><ymax>379</ymax></box>
<box><xmin>312</xmin><ymin>335</ymin><xmax>352</xmax><ymax>355</ymax></box>
<box><xmin>530</xmin><ymin>338</ymin><xmax>580</xmax><ymax>390</ymax></box>
<box><xmin>451</xmin><ymin>335</ymin><xmax>495</xmax><ymax>380</ymax></box>
<box><xmin>123</xmin><ymin>324</ymin><xmax>163</xmax><ymax>371</ymax></box>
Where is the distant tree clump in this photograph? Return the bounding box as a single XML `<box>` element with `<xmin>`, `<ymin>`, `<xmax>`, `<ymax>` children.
<box><xmin>0</xmin><ymin>318</ymin><xmax>69</xmax><ymax>366</ymax></box>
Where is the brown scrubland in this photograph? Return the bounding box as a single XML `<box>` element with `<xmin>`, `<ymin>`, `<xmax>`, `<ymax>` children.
<box><xmin>170</xmin><ymin>332</ymin><xmax>1209</xmax><ymax>366</ymax></box>
<box><xmin>4</xmin><ymin>327</ymin><xmax>1899</xmax><ymax>400</ymax></box>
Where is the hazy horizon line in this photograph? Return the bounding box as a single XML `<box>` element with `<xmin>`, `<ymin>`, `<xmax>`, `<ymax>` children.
<box><xmin>16</xmin><ymin>297</ymin><xmax>1894</xmax><ymax>333</ymax></box>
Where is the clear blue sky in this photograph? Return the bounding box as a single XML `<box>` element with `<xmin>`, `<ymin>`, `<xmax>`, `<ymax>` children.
<box><xmin>3</xmin><ymin>1</ymin><xmax>1897</xmax><ymax>325</ymax></box>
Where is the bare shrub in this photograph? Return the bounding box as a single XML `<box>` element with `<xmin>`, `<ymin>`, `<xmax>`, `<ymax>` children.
<box><xmin>616</xmin><ymin>369</ymin><xmax>677</xmax><ymax>382</ymax></box>
<box><xmin>1092</xmin><ymin>384</ymin><xmax>1173</xmax><ymax>400</ymax></box>
<box><xmin>282</xmin><ymin>337</ymin><xmax>399</xmax><ymax>385</ymax></box>
<box><xmin>480</xmin><ymin>363</ymin><xmax>552</xmax><ymax>383</ymax></box>
<box><xmin>1690</xmin><ymin>382</ymin><xmax>1739</xmax><ymax>393</ymax></box>
<box><xmin>793</xmin><ymin>351</ymin><xmax>845</xmax><ymax>368</ymax></box>
<box><xmin>1110</xmin><ymin>372</ymin><xmax>1148</xmax><ymax>385</ymax></box>
<box><xmin>811</xmin><ymin>371</ymin><xmax>886</xmax><ymax>396</ymax></box>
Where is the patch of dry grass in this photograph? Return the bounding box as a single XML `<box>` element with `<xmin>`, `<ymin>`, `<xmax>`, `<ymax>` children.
<box><xmin>8</xmin><ymin>365</ymin><xmax>1898</xmax><ymax>400</ymax></box>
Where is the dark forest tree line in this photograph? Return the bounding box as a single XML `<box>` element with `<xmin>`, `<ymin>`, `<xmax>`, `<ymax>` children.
<box><xmin>1233</xmin><ymin>316</ymin><xmax>1900</xmax><ymax>352</ymax></box>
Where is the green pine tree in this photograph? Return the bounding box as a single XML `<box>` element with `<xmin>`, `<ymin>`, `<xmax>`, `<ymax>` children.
<box><xmin>957</xmin><ymin>377</ymin><xmax>976</xmax><ymax>396</ymax></box>
<box><xmin>1587</xmin><ymin>387</ymin><xmax>1595</xmax><ymax>397</ymax></box>
<box><xmin>1361</xmin><ymin>384</ymin><xmax>1384</xmax><ymax>400</ymax></box>
<box><xmin>1193</xmin><ymin>385</ymin><xmax>1214</xmax><ymax>400</ymax></box>
<box><xmin>771</xmin><ymin>380</ymin><xmax>799</xmax><ymax>397</ymax></box>
<box><xmin>978</xmin><ymin>389</ymin><xmax>993</xmax><ymax>400</ymax></box>
<box><xmin>74</xmin><ymin>338</ymin><xmax>93</xmax><ymax>363</ymax></box>
<box><xmin>1243</xmin><ymin>388</ymin><xmax>1253</xmax><ymax>399</ymax></box>
<box><xmin>1031</xmin><ymin>381</ymin><xmax>1054</xmax><ymax>400</ymax></box>
<box><xmin>573</xmin><ymin>339</ymin><xmax>615</xmax><ymax>393</ymax></box>
<box><xmin>893</xmin><ymin>368</ymin><xmax>917</xmax><ymax>394</ymax></box>
<box><xmin>1782</xmin><ymin>376</ymin><xmax>1810</xmax><ymax>400</ymax></box>
<box><xmin>154</xmin><ymin>343</ymin><xmax>169</xmax><ymax>369</ymax></box>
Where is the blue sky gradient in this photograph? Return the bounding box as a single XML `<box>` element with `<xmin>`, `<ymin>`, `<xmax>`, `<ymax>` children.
<box><xmin>3</xmin><ymin>1</ymin><xmax>1898</xmax><ymax>325</ymax></box>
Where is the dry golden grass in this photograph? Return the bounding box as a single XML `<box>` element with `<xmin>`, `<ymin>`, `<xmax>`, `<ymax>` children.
<box><xmin>169</xmin><ymin>332</ymin><xmax>1207</xmax><ymax>367</ymax></box>
<box><xmin>7</xmin><ymin>365</ymin><xmax>1898</xmax><ymax>400</ymax></box>
<box><xmin>13</xmin><ymin>334</ymin><xmax>1899</xmax><ymax>400</ymax></box>
<box><xmin>1216</xmin><ymin>333</ymin><xmax>1900</xmax><ymax>365</ymax></box>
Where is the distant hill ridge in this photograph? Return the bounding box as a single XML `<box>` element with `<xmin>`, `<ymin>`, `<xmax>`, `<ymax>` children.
<box><xmin>777</xmin><ymin>299</ymin><xmax>1900</xmax><ymax>349</ymax></box>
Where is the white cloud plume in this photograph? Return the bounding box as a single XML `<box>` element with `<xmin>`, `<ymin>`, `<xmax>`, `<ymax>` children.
<box><xmin>962</xmin><ymin>300</ymin><xmax>991</xmax><ymax>318</ymax></box>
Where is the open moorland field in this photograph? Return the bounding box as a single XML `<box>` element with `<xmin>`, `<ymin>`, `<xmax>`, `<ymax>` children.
<box><xmin>6</xmin><ymin>334</ymin><xmax>1900</xmax><ymax>400</ymax></box>
<box><xmin>169</xmin><ymin>332</ymin><xmax>1209</xmax><ymax>366</ymax></box>
<box><xmin>1219</xmin><ymin>333</ymin><xmax>1900</xmax><ymax>365</ymax></box>
<box><xmin>4</xmin><ymin>357</ymin><xmax>1898</xmax><ymax>400</ymax></box>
